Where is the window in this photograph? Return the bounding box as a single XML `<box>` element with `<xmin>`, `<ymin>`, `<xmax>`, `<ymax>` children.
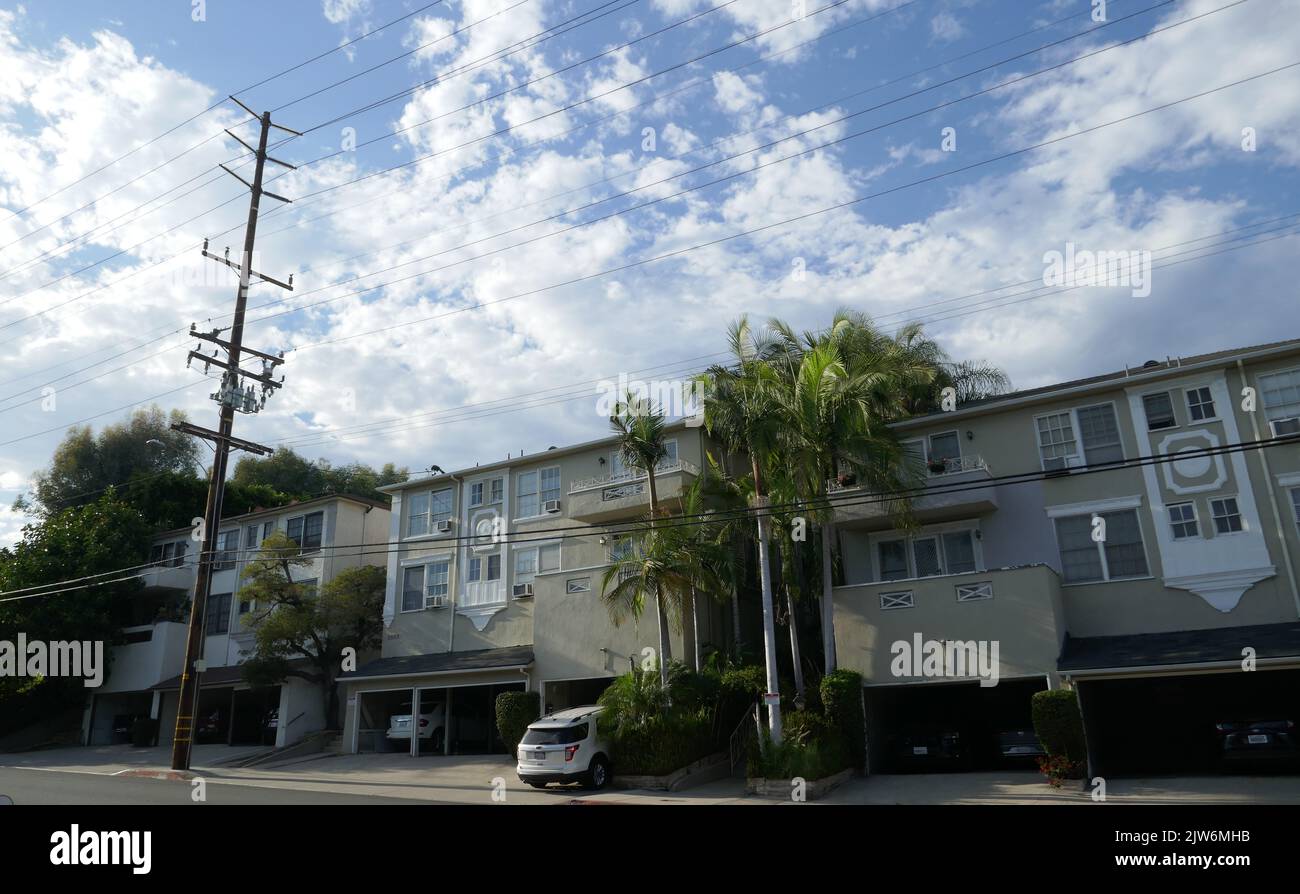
<box><xmin>1258</xmin><ymin>368</ymin><xmax>1300</xmax><ymax>422</ymax></box>
<box><xmin>1167</xmin><ymin>502</ymin><xmax>1199</xmax><ymax>539</ymax></box>
<box><xmin>262</xmin><ymin>521</ymin><xmax>274</xmax><ymax>541</ymax></box>
<box><xmin>608</xmin><ymin>537</ymin><xmax>634</xmax><ymax>564</ymax></box>
<box><xmin>490</xmin><ymin>478</ymin><xmax>504</xmax><ymax>503</ymax></box>
<box><xmin>407</xmin><ymin>490</ymin><xmax>452</xmax><ymax>536</ymax></box>
<box><xmin>878</xmin><ymin>540</ymin><xmax>909</xmax><ymax>581</ymax></box>
<box><xmin>469</xmin><ymin>479</ymin><xmax>502</xmax><ymax>507</ymax></box>
<box><xmin>287</xmin><ymin>511</ymin><xmax>323</xmax><ymax>551</ymax></box>
<box><xmin>487</xmin><ymin>554</ymin><xmax>502</xmax><ymax>581</ymax></box>
<box><xmin>402</xmin><ymin>562</ymin><xmax>450</xmax><ymax>610</ymax></box>
<box><xmin>517</xmin><ymin>471</ymin><xmax>539</xmax><ymax>518</ymax></box>
<box><xmin>566</xmin><ymin>577</ymin><xmax>591</xmax><ymax>593</ymax></box>
<box><xmin>1037</xmin><ymin>404</ymin><xmax>1122</xmax><ymax>468</ymax></box>
<box><xmin>942</xmin><ymin>531</ymin><xmax>977</xmax><ymax>573</ymax></box>
<box><xmin>912</xmin><ymin>537</ymin><xmax>941</xmax><ymax>577</ymax></box>
<box><xmin>150</xmin><ymin>543</ymin><xmax>164</xmax><ymax>564</ymax></box>
<box><xmin>1186</xmin><ymin>386</ymin><xmax>1216</xmax><ymax>421</ymax></box>
<box><xmin>1142</xmin><ymin>392</ymin><xmax>1177</xmax><ymax>430</ymax></box>
<box><xmin>879</xmin><ymin>591</ymin><xmax>913</xmax><ymax>610</ymax></box>
<box><xmin>926</xmin><ymin>431</ymin><xmax>961</xmax><ymax>472</ymax></box>
<box><xmin>244</xmin><ymin>525</ymin><xmax>259</xmax><ymax>550</ymax></box>
<box><xmin>470</xmin><ymin>482</ymin><xmax>484</xmax><ymax>507</ymax></box>
<box><xmin>402</xmin><ymin>566</ymin><xmax>425</xmax><ymax>612</ymax></box>
<box><xmin>205</xmin><ymin>593</ymin><xmax>232</xmax><ymax>635</ymax></box>
<box><xmin>1290</xmin><ymin>488</ymin><xmax>1300</xmax><ymax>536</ymax></box>
<box><xmin>1054</xmin><ymin>509</ymin><xmax>1148</xmax><ymax>583</ymax></box>
<box><xmin>170</xmin><ymin>541</ymin><xmax>188</xmax><ymax>567</ymax></box>
<box><xmin>238</xmin><ymin>599</ymin><xmax>252</xmax><ymax>616</ymax></box>
<box><xmin>1036</xmin><ymin>413</ymin><xmax>1076</xmax><ymax>469</ymax></box>
<box><xmin>540</xmin><ymin>467</ymin><xmax>561</xmax><ymax>504</ymax></box>
<box><xmin>468</xmin><ymin>557</ymin><xmax>482</xmax><ymax>581</ymax></box>
<box><xmin>515</xmin><ymin>548</ymin><xmax>537</xmax><ymax>579</ymax></box>
<box><xmin>215</xmin><ymin>531</ymin><xmax>239</xmax><ymax>570</ymax></box>
<box><xmin>1210</xmin><ymin>497</ymin><xmax>1243</xmax><ymax>534</ymax></box>
<box><xmin>517</xmin><ymin>542</ymin><xmax>561</xmax><ymax>581</ymax></box>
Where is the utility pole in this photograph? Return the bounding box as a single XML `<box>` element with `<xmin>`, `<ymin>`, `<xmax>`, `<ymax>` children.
<box><xmin>170</xmin><ymin>97</ymin><xmax>300</xmax><ymax>771</ymax></box>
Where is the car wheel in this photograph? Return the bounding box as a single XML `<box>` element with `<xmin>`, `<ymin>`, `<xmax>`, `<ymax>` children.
<box><xmin>586</xmin><ymin>756</ymin><xmax>610</xmax><ymax>790</ymax></box>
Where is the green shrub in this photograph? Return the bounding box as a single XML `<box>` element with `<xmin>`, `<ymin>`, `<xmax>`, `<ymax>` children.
<box><xmin>495</xmin><ymin>690</ymin><xmax>540</xmax><ymax>756</ymax></box>
<box><xmin>1032</xmin><ymin>688</ymin><xmax>1087</xmax><ymax>766</ymax></box>
<box><xmin>750</xmin><ymin>729</ymin><xmax>849</xmax><ymax>781</ymax></box>
<box><xmin>606</xmin><ymin>709</ymin><xmax>716</xmax><ymax>776</ymax></box>
<box><xmin>820</xmin><ymin>668</ymin><xmax>865</xmax><ymax>771</ymax></box>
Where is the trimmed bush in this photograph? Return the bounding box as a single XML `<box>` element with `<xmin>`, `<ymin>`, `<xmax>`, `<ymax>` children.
<box><xmin>1032</xmin><ymin>689</ymin><xmax>1087</xmax><ymax>766</ymax></box>
<box><xmin>820</xmin><ymin>668</ymin><xmax>865</xmax><ymax>772</ymax></box>
<box><xmin>495</xmin><ymin>690</ymin><xmax>540</xmax><ymax>756</ymax></box>
<box><xmin>606</xmin><ymin>710</ymin><xmax>716</xmax><ymax>776</ymax></box>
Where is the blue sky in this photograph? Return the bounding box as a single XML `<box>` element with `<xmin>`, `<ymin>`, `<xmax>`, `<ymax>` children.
<box><xmin>0</xmin><ymin>0</ymin><xmax>1298</xmax><ymax>544</ymax></box>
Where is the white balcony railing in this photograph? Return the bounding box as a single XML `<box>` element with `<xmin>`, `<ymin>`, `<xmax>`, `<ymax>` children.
<box><xmin>569</xmin><ymin>459</ymin><xmax>701</xmax><ymax>495</ymax></box>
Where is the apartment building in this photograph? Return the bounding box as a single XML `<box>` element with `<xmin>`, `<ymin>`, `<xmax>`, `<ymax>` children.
<box><xmin>829</xmin><ymin>338</ymin><xmax>1300</xmax><ymax>776</ymax></box>
<box><xmin>337</xmin><ymin>422</ymin><xmax>731</xmax><ymax>757</ymax></box>
<box><xmin>84</xmin><ymin>494</ymin><xmax>390</xmax><ymax>749</ymax></box>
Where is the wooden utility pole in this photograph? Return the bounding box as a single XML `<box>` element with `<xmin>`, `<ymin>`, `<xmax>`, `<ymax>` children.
<box><xmin>170</xmin><ymin>98</ymin><xmax>299</xmax><ymax>771</ymax></box>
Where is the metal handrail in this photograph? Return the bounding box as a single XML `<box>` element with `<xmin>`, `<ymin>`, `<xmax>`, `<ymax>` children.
<box><xmin>728</xmin><ymin>699</ymin><xmax>760</xmax><ymax>773</ymax></box>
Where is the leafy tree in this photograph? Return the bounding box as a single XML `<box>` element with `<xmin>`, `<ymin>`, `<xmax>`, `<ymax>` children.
<box><xmin>115</xmin><ymin>470</ymin><xmax>291</xmax><ymax>531</ymax></box>
<box><xmin>235</xmin><ymin>533</ymin><xmax>385</xmax><ymax>727</ymax></box>
<box><xmin>231</xmin><ymin>448</ymin><xmax>406</xmax><ymax>503</ymax></box>
<box><xmin>22</xmin><ymin>406</ymin><xmax>200</xmax><ymax>516</ymax></box>
<box><xmin>0</xmin><ymin>498</ymin><xmax>152</xmax><ymax>735</ymax></box>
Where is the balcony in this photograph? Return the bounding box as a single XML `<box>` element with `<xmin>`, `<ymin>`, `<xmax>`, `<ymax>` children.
<box><xmin>831</xmin><ymin>564</ymin><xmax>1065</xmax><ymax>684</ymax></box>
<box><xmin>99</xmin><ymin>622</ymin><xmax>191</xmax><ymax>694</ymax></box>
<box><xmin>139</xmin><ymin>562</ymin><xmax>195</xmax><ymax>593</ymax></box>
<box><xmin>567</xmin><ymin>459</ymin><xmax>702</xmax><ymax>522</ymax></box>
<box><xmin>829</xmin><ymin>454</ymin><xmax>997</xmax><ymax>530</ymax></box>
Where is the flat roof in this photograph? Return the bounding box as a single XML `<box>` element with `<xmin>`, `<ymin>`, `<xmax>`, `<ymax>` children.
<box><xmin>152</xmin><ymin>492</ymin><xmax>389</xmax><ymax>539</ymax></box>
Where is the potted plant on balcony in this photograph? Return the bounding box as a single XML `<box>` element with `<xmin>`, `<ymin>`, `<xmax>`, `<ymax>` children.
<box><xmin>926</xmin><ymin>457</ymin><xmax>948</xmax><ymax>475</ymax></box>
<box><xmin>836</xmin><ymin>472</ymin><xmax>857</xmax><ymax>487</ymax></box>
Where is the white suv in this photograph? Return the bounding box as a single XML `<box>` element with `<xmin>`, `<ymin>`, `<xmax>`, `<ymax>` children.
<box><xmin>516</xmin><ymin>706</ymin><xmax>611</xmax><ymax>790</ymax></box>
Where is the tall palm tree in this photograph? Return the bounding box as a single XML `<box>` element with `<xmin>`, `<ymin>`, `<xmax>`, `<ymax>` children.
<box><xmin>600</xmin><ymin>525</ymin><xmax>690</xmax><ymax>688</ymax></box>
<box><xmin>695</xmin><ymin>316</ymin><xmax>787</xmax><ymax>743</ymax></box>
<box><xmin>766</xmin><ymin>310</ymin><xmax>936</xmax><ymax>672</ymax></box>
<box><xmin>607</xmin><ymin>393</ymin><xmax>673</xmax><ymax>686</ymax></box>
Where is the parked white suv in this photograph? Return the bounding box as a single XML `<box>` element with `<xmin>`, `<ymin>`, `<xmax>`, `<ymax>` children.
<box><xmin>516</xmin><ymin>706</ymin><xmax>611</xmax><ymax>790</ymax></box>
<box><xmin>386</xmin><ymin>702</ymin><xmax>445</xmax><ymax>750</ymax></box>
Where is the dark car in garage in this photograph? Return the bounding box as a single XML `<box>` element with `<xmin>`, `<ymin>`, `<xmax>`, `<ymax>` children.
<box><xmin>995</xmin><ymin>728</ymin><xmax>1047</xmax><ymax>764</ymax></box>
<box><xmin>888</xmin><ymin>727</ymin><xmax>970</xmax><ymax>770</ymax></box>
<box><xmin>1215</xmin><ymin>719</ymin><xmax>1298</xmax><ymax>768</ymax></box>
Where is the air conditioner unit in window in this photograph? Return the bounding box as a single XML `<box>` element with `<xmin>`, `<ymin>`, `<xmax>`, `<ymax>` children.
<box><xmin>512</xmin><ymin>583</ymin><xmax>534</xmax><ymax>599</ymax></box>
<box><xmin>435</xmin><ymin>519</ymin><xmax>453</xmax><ymax>533</ymax></box>
<box><xmin>542</xmin><ymin>499</ymin><xmax>561</xmax><ymax>513</ymax></box>
<box><xmin>1270</xmin><ymin>417</ymin><xmax>1300</xmax><ymax>438</ymax></box>
<box><xmin>426</xmin><ymin>595</ymin><xmax>447</xmax><ymax>609</ymax></box>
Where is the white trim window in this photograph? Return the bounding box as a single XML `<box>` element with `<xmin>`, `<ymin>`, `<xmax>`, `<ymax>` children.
<box><xmin>261</xmin><ymin>520</ymin><xmax>274</xmax><ymax>541</ymax></box>
<box><xmin>1142</xmin><ymin>391</ymin><xmax>1177</xmax><ymax>430</ymax></box>
<box><xmin>470</xmin><ymin>477</ymin><xmax>504</xmax><ymax>507</ymax></box>
<box><xmin>926</xmin><ymin>430</ymin><xmax>961</xmax><ymax>472</ymax></box>
<box><xmin>407</xmin><ymin>489</ymin><xmax>452</xmax><ymax>537</ymax></box>
<box><xmin>517</xmin><ymin>467</ymin><xmax>560</xmax><ymax>517</ymax></box>
<box><xmin>1210</xmin><ymin>497</ymin><xmax>1243</xmax><ymax>534</ymax></box>
<box><xmin>1053</xmin><ymin>510</ymin><xmax>1149</xmax><ymax>583</ymax></box>
<box><xmin>515</xmin><ymin>543</ymin><xmax>560</xmax><ymax>583</ymax></box>
<box><xmin>1167</xmin><ymin>502</ymin><xmax>1199</xmax><ymax>540</ymax></box>
<box><xmin>876</xmin><ymin>528</ymin><xmax>978</xmax><ymax>581</ymax></box>
<box><xmin>611</xmin><ymin>440</ymin><xmax>679</xmax><ymax>479</ymax></box>
<box><xmin>1036</xmin><ymin>403</ymin><xmax>1123</xmax><ymax>470</ymax></box>
<box><xmin>1185</xmin><ymin>386</ymin><xmax>1216</xmax><ymax>421</ymax></box>
<box><xmin>1258</xmin><ymin>368</ymin><xmax>1300</xmax><ymax>424</ymax></box>
<box><xmin>287</xmin><ymin>511</ymin><xmax>324</xmax><ymax>552</ymax></box>
<box><xmin>402</xmin><ymin>559</ymin><xmax>451</xmax><ymax>611</ymax></box>
<box><xmin>244</xmin><ymin>525</ymin><xmax>260</xmax><ymax>550</ymax></box>
<box><xmin>215</xmin><ymin>530</ymin><xmax>240</xmax><ymax>570</ymax></box>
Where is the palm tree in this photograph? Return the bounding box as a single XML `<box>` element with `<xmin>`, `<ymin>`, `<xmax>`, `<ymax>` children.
<box><xmin>766</xmin><ymin>311</ymin><xmax>933</xmax><ymax>672</ymax></box>
<box><xmin>607</xmin><ymin>393</ymin><xmax>674</xmax><ymax>686</ymax></box>
<box><xmin>600</xmin><ymin>525</ymin><xmax>690</xmax><ymax>687</ymax></box>
<box><xmin>695</xmin><ymin>316</ymin><xmax>787</xmax><ymax>743</ymax></box>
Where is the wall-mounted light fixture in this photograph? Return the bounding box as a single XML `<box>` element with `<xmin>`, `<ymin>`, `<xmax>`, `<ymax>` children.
<box><xmin>966</xmin><ymin>430</ymin><xmax>974</xmax><ymax>441</ymax></box>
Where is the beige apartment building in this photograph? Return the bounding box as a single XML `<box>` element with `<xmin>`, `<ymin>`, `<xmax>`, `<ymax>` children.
<box><xmin>86</xmin><ymin>494</ymin><xmax>390</xmax><ymax>749</ymax></box>
<box><xmin>337</xmin><ymin>423</ymin><xmax>731</xmax><ymax>756</ymax></box>
<box><xmin>829</xmin><ymin>338</ymin><xmax>1300</xmax><ymax>776</ymax></box>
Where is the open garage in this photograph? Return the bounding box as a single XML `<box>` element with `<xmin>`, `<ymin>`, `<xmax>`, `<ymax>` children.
<box><xmin>864</xmin><ymin>677</ymin><xmax>1049</xmax><ymax>773</ymax></box>
<box><xmin>1078</xmin><ymin>668</ymin><xmax>1300</xmax><ymax>777</ymax></box>
<box><xmin>340</xmin><ymin>645</ymin><xmax>534</xmax><ymax>757</ymax></box>
<box><xmin>1062</xmin><ymin>622</ymin><xmax>1300</xmax><ymax>777</ymax></box>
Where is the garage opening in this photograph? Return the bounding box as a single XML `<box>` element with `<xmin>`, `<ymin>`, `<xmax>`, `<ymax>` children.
<box><xmin>355</xmin><ymin>682</ymin><xmax>526</xmax><ymax>756</ymax></box>
<box><xmin>865</xmin><ymin>677</ymin><xmax>1048</xmax><ymax>773</ymax></box>
<box><xmin>1080</xmin><ymin>668</ymin><xmax>1300</xmax><ymax>777</ymax></box>
<box><xmin>543</xmin><ymin>677</ymin><xmax>614</xmax><ymax>714</ymax></box>
<box><xmin>88</xmin><ymin>692</ymin><xmax>154</xmax><ymax>746</ymax></box>
<box><xmin>194</xmin><ymin>687</ymin><xmax>235</xmax><ymax>745</ymax></box>
<box><xmin>356</xmin><ymin>689</ymin><xmax>415</xmax><ymax>753</ymax></box>
<box><xmin>230</xmin><ymin>686</ymin><xmax>280</xmax><ymax>746</ymax></box>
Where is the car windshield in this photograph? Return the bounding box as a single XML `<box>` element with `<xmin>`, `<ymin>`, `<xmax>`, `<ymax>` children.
<box><xmin>521</xmin><ymin>723</ymin><xmax>587</xmax><ymax>746</ymax></box>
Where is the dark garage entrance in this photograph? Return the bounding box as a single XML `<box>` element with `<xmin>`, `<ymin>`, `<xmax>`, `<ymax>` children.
<box><xmin>1079</xmin><ymin>668</ymin><xmax>1300</xmax><ymax>777</ymax></box>
<box><xmin>865</xmin><ymin>677</ymin><xmax>1048</xmax><ymax>772</ymax></box>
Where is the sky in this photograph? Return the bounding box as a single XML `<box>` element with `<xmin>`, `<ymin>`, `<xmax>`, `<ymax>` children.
<box><xmin>0</xmin><ymin>0</ymin><xmax>1297</xmax><ymax>546</ymax></box>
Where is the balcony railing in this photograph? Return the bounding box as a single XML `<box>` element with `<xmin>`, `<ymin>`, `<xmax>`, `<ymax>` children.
<box><xmin>828</xmin><ymin>454</ymin><xmax>988</xmax><ymax>492</ymax></box>
<box><xmin>570</xmin><ymin>459</ymin><xmax>701</xmax><ymax>499</ymax></box>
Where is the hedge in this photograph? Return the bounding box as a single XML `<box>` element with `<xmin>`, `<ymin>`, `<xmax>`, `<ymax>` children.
<box><xmin>495</xmin><ymin>690</ymin><xmax>540</xmax><ymax>756</ymax></box>
<box><xmin>1031</xmin><ymin>688</ymin><xmax>1087</xmax><ymax>764</ymax></box>
<box><xmin>820</xmin><ymin>668</ymin><xmax>866</xmax><ymax>772</ymax></box>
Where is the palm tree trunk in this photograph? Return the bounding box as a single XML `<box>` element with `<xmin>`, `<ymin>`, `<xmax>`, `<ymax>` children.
<box><xmin>751</xmin><ymin>458</ymin><xmax>783</xmax><ymax>745</ymax></box>
<box><xmin>786</xmin><ymin>585</ymin><xmax>805</xmax><ymax>703</ymax></box>
<box><xmin>821</xmin><ymin>521</ymin><xmax>838</xmax><ymax>673</ymax></box>
<box><xmin>685</xmin><ymin>587</ymin><xmax>700</xmax><ymax>672</ymax></box>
